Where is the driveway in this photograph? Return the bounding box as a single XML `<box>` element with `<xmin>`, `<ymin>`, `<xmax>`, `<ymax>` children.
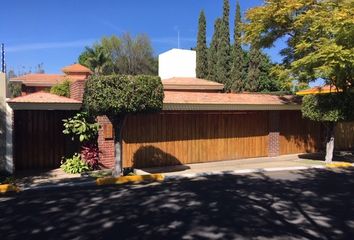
<box><xmin>1</xmin><ymin>168</ymin><xmax>354</xmax><ymax>240</ymax></box>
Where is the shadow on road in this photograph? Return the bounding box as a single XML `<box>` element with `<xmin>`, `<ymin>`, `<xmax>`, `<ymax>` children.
<box><xmin>1</xmin><ymin>168</ymin><xmax>353</xmax><ymax>239</ymax></box>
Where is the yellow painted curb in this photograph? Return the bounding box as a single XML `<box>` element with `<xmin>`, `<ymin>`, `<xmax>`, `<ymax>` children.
<box><xmin>96</xmin><ymin>174</ymin><xmax>165</xmax><ymax>186</ymax></box>
<box><xmin>0</xmin><ymin>184</ymin><xmax>21</xmax><ymax>193</ymax></box>
<box><xmin>326</xmin><ymin>162</ymin><xmax>353</xmax><ymax>168</ymax></box>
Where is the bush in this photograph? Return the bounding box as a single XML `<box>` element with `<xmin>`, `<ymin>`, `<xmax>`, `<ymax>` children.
<box><xmin>83</xmin><ymin>74</ymin><xmax>164</xmax><ymax>116</ymax></box>
<box><xmin>8</xmin><ymin>82</ymin><xmax>22</xmax><ymax>98</ymax></box>
<box><xmin>50</xmin><ymin>79</ymin><xmax>71</xmax><ymax>97</ymax></box>
<box><xmin>81</xmin><ymin>144</ymin><xmax>100</xmax><ymax>169</ymax></box>
<box><xmin>60</xmin><ymin>153</ymin><xmax>91</xmax><ymax>174</ymax></box>
<box><xmin>63</xmin><ymin>112</ymin><xmax>100</xmax><ymax>142</ymax></box>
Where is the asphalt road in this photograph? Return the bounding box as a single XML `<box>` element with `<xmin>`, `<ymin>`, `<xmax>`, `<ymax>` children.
<box><xmin>1</xmin><ymin>168</ymin><xmax>354</xmax><ymax>240</ymax></box>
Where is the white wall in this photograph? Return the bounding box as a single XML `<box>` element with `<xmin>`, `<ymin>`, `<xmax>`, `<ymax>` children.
<box><xmin>158</xmin><ymin>49</ymin><xmax>196</xmax><ymax>79</ymax></box>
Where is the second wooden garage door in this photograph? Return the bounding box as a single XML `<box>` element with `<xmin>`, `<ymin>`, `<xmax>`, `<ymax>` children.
<box><xmin>122</xmin><ymin>111</ymin><xmax>269</xmax><ymax>168</ymax></box>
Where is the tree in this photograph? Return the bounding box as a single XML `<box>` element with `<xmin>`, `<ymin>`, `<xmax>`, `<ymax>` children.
<box><xmin>83</xmin><ymin>75</ymin><xmax>164</xmax><ymax>176</ymax></box>
<box><xmin>79</xmin><ymin>33</ymin><xmax>158</xmax><ymax>76</ymax></box>
<box><xmin>244</xmin><ymin>0</ymin><xmax>354</xmax><ymax>161</ymax></box>
<box><xmin>216</xmin><ymin>0</ymin><xmax>231</xmax><ymax>86</ymax></box>
<box><xmin>230</xmin><ymin>1</ymin><xmax>244</xmax><ymax>92</ymax></box>
<box><xmin>208</xmin><ymin>18</ymin><xmax>222</xmax><ymax>82</ymax></box>
<box><xmin>196</xmin><ymin>10</ymin><xmax>208</xmax><ymax>79</ymax></box>
<box><xmin>245</xmin><ymin>45</ymin><xmax>261</xmax><ymax>92</ymax></box>
<box><xmin>50</xmin><ymin>79</ymin><xmax>71</xmax><ymax>97</ymax></box>
<box><xmin>79</xmin><ymin>45</ymin><xmax>112</xmax><ymax>75</ymax></box>
<box><xmin>302</xmin><ymin>93</ymin><xmax>354</xmax><ymax>162</ymax></box>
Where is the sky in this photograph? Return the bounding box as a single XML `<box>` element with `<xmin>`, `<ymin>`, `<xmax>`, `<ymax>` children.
<box><xmin>0</xmin><ymin>0</ymin><xmax>285</xmax><ymax>74</ymax></box>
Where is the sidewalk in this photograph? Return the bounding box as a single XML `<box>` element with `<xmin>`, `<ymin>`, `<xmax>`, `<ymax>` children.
<box><xmin>140</xmin><ymin>154</ymin><xmax>327</xmax><ymax>176</ymax></box>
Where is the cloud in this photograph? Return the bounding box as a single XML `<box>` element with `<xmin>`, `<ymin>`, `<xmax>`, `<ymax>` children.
<box><xmin>6</xmin><ymin>39</ymin><xmax>96</xmax><ymax>52</ymax></box>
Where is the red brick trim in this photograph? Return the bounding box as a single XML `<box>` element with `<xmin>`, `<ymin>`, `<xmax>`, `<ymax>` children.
<box><xmin>69</xmin><ymin>80</ymin><xmax>85</xmax><ymax>101</ymax></box>
<box><xmin>268</xmin><ymin>111</ymin><xmax>280</xmax><ymax>157</ymax></box>
<box><xmin>97</xmin><ymin>115</ymin><xmax>115</xmax><ymax>169</ymax></box>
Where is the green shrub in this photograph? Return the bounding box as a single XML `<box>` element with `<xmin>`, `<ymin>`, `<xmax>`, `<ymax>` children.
<box><xmin>50</xmin><ymin>79</ymin><xmax>71</xmax><ymax>97</ymax></box>
<box><xmin>63</xmin><ymin>112</ymin><xmax>100</xmax><ymax>142</ymax></box>
<box><xmin>60</xmin><ymin>153</ymin><xmax>91</xmax><ymax>174</ymax></box>
<box><xmin>8</xmin><ymin>82</ymin><xmax>22</xmax><ymax>98</ymax></box>
<box><xmin>83</xmin><ymin>74</ymin><xmax>164</xmax><ymax>116</ymax></box>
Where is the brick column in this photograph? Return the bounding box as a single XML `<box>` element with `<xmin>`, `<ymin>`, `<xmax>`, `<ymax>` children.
<box><xmin>268</xmin><ymin>111</ymin><xmax>280</xmax><ymax>157</ymax></box>
<box><xmin>97</xmin><ymin>115</ymin><xmax>115</xmax><ymax>169</ymax></box>
<box><xmin>69</xmin><ymin>80</ymin><xmax>85</xmax><ymax>101</ymax></box>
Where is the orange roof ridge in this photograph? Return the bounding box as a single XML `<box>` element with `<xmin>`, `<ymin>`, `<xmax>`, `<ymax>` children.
<box><xmin>62</xmin><ymin>63</ymin><xmax>93</xmax><ymax>74</ymax></box>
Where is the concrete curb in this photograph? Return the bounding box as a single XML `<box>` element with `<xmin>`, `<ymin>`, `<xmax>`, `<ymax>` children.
<box><xmin>96</xmin><ymin>174</ymin><xmax>165</xmax><ymax>186</ymax></box>
<box><xmin>163</xmin><ymin>164</ymin><xmax>354</xmax><ymax>180</ymax></box>
<box><xmin>0</xmin><ymin>184</ymin><xmax>21</xmax><ymax>193</ymax></box>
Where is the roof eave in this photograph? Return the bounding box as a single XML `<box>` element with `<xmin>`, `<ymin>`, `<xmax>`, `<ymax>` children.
<box><xmin>7</xmin><ymin>102</ymin><xmax>82</xmax><ymax>110</ymax></box>
<box><xmin>163</xmin><ymin>103</ymin><xmax>301</xmax><ymax>111</ymax></box>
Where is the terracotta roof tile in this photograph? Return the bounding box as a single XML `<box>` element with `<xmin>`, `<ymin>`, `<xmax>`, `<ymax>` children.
<box><xmin>8</xmin><ymin>92</ymin><xmax>82</xmax><ymax>103</ymax></box>
<box><xmin>162</xmin><ymin>77</ymin><xmax>224</xmax><ymax>91</ymax></box>
<box><xmin>10</xmin><ymin>74</ymin><xmax>67</xmax><ymax>86</ymax></box>
<box><xmin>62</xmin><ymin>63</ymin><xmax>93</xmax><ymax>74</ymax></box>
<box><xmin>163</xmin><ymin>91</ymin><xmax>300</xmax><ymax>105</ymax></box>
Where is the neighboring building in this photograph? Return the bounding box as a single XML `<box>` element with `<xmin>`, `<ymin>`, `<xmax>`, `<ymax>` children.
<box><xmin>158</xmin><ymin>49</ymin><xmax>196</xmax><ymax>80</ymax></box>
<box><xmin>9</xmin><ymin>63</ymin><xmax>92</xmax><ymax>96</ymax></box>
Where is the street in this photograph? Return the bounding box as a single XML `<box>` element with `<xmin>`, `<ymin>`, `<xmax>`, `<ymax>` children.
<box><xmin>1</xmin><ymin>168</ymin><xmax>354</xmax><ymax>240</ymax></box>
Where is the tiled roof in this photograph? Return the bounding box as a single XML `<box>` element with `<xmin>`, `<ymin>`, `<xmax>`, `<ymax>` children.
<box><xmin>8</xmin><ymin>92</ymin><xmax>81</xmax><ymax>103</ymax></box>
<box><xmin>164</xmin><ymin>91</ymin><xmax>300</xmax><ymax>105</ymax></box>
<box><xmin>162</xmin><ymin>77</ymin><xmax>224</xmax><ymax>91</ymax></box>
<box><xmin>62</xmin><ymin>63</ymin><xmax>93</xmax><ymax>74</ymax></box>
<box><xmin>296</xmin><ymin>85</ymin><xmax>342</xmax><ymax>95</ymax></box>
<box><xmin>10</xmin><ymin>74</ymin><xmax>66</xmax><ymax>86</ymax></box>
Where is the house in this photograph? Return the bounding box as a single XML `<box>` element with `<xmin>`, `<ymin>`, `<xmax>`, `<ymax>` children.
<box><xmin>158</xmin><ymin>49</ymin><xmax>196</xmax><ymax>79</ymax></box>
<box><xmin>9</xmin><ymin>63</ymin><xmax>92</xmax><ymax>96</ymax></box>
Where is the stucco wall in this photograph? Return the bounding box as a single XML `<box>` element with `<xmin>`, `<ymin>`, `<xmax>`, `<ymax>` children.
<box><xmin>158</xmin><ymin>49</ymin><xmax>196</xmax><ymax>80</ymax></box>
<box><xmin>0</xmin><ymin>73</ymin><xmax>6</xmax><ymax>171</ymax></box>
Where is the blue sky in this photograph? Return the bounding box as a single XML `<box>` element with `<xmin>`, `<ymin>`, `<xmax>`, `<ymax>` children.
<box><xmin>0</xmin><ymin>0</ymin><xmax>284</xmax><ymax>74</ymax></box>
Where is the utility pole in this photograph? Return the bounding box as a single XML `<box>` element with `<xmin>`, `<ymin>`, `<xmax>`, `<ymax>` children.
<box><xmin>1</xmin><ymin>43</ymin><xmax>5</xmax><ymax>73</ymax></box>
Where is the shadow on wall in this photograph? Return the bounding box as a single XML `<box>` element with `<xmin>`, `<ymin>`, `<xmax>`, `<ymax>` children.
<box><xmin>132</xmin><ymin>145</ymin><xmax>189</xmax><ymax>170</ymax></box>
<box><xmin>335</xmin><ymin>121</ymin><xmax>354</xmax><ymax>150</ymax></box>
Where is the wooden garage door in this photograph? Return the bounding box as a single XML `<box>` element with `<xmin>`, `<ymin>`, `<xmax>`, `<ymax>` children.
<box><xmin>14</xmin><ymin>110</ymin><xmax>77</xmax><ymax>170</ymax></box>
<box><xmin>122</xmin><ymin>111</ymin><xmax>269</xmax><ymax>168</ymax></box>
<box><xmin>279</xmin><ymin>111</ymin><xmax>321</xmax><ymax>155</ymax></box>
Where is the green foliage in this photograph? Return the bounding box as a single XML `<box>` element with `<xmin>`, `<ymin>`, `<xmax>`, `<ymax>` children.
<box><xmin>60</xmin><ymin>153</ymin><xmax>91</xmax><ymax>174</ymax></box>
<box><xmin>79</xmin><ymin>45</ymin><xmax>112</xmax><ymax>75</ymax></box>
<box><xmin>50</xmin><ymin>80</ymin><xmax>71</xmax><ymax>97</ymax></box>
<box><xmin>230</xmin><ymin>1</ymin><xmax>244</xmax><ymax>92</ymax></box>
<box><xmin>196</xmin><ymin>10</ymin><xmax>208</xmax><ymax>79</ymax></box>
<box><xmin>79</xmin><ymin>33</ymin><xmax>157</xmax><ymax>76</ymax></box>
<box><xmin>62</xmin><ymin>112</ymin><xmax>100</xmax><ymax>142</ymax></box>
<box><xmin>83</xmin><ymin>75</ymin><xmax>164</xmax><ymax>116</ymax></box>
<box><xmin>244</xmin><ymin>0</ymin><xmax>354</xmax><ymax>91</ymax></box>
<box><xmin>302</xmin><ymin>93</ymin><xmax>354</xmax><ymax>122</ymax></box>
<box><xmin>8</xmin><ymin>82</ymin><xmax>22</xmax><ymax>98</ymax></box>
<box><xmin>208</xmin><ymin>18</ymin><xmax>222</xmax><ymax>82</ymax></box>
<box><xmin>245</xmin><ymin>45</ymin><xmax>261</xmax><ymax>92</ymax></box>
<box><xmin>216</xmin><ymin>0</ymin><xmax>231</xmax><ymax>86</ymax></box>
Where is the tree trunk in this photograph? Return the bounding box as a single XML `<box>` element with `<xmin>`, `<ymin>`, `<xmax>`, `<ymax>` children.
<box><xmin>111</xmin><ymin>115</ymin><xmax>127</xmax><ymax>177</ymax></box>
<box><xmin>325</xmin><ymin>122</ymin><xmax>335</xmax><ymax>163</ymax></box>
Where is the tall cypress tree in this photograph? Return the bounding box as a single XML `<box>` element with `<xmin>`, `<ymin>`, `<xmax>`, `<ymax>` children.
<box><xmin>196</xmin><ymin>10</ymin><xmax>208</xmax><ymax>79</ymax></box>
<box><xmin>230</xmin><ymin>1</ymin><xmax>244</xmax><ymax>92</ymax></box>
<box><xmin>208</xmin><ymin>18</ymin><xmax>222</xmax><ymax>82</ymax></box>
<box><xmin>216</xmin><ymin>0</ymin><xmax>231</xmax><ymax>86</ymax></box>
<box><xmin>245</xmin><ymin>45</ymin><xmax>262</xmax><ymax>92</ymax></box>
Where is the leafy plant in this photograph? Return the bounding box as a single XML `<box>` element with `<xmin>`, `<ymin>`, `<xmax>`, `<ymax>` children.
<box><xmin>81</xmin><ymin>144</ymin><xmax>100</xmax><ymax>170</ymax></box>
<box><xmin>50</xmin><ymin>79</ymin><xmax>71</xmax><ymax>97</ymax></box>
<box><xmin>63</xmin><ymin>112</ymin><xmax>100</xmax><ymax>142</ymax></box>
<box><xmin>8</xmin><ymin>82</ymin><xmax>22</xmax><ymax>98</ymax></box>
<box><xmin>60</xmin><ymin>153</ymin><xmax>91</xmax><ymax>174</ymax></box>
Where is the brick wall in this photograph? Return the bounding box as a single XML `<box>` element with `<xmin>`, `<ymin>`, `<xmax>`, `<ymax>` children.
<box><xmin>268</xmin><ymin>111</ymin><xmax>280</xmax><ymax>157</ymax></box>
<box><xmin>97</xmin><ymin>115</ymin><xmax>115</xmax><ymax>168</ymax></box>
<box><xmin>70</xmin><ymin>80</ymin><xmax>85</xmax><ymax>101</ymax></box>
